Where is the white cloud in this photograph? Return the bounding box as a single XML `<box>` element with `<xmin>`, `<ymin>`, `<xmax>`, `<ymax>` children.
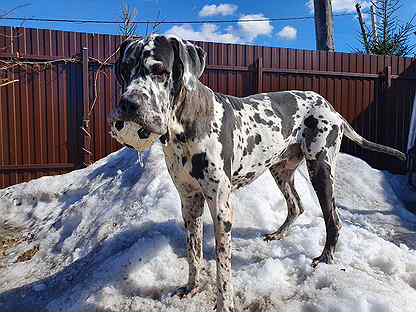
<box><xmin>238</xmin><ymin>14</ymin><xmax>273</xmax><ymax>41</ymax></box>
<box><xmin>277</xmin><ymin>25</ymin><xmax>298</xmax><ymax>41</ymax></box>
<box><xmin>307</xmin><ymin>0</ymin><xmax>369</xmax><ymax>13</ymax></box>
<box><xmin>166</xmin><ymin>12</ymin><xmax>274</xmax><ymax>44</ymax></box>
<box><xmin>165</xmin><ymin>23</ymin><xmax>240</xmax><ymax>44</ymax></box>
<box><xmin>199</xmin><ymin>3</ymin><xmax>238</xmax><ymax>17</ymax></box>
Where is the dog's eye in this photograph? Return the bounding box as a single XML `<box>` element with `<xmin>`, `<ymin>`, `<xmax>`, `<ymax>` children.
<box><xmin>151</xmin><ymin>63</ymin><xmax>168</xmax><ymax>76</ymax></box>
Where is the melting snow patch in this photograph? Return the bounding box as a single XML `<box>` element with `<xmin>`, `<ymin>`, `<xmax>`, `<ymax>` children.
<box><xmin>0</xmin><ymin>144</ymin><xmax>415</xmax><ymax>312</ymax></box>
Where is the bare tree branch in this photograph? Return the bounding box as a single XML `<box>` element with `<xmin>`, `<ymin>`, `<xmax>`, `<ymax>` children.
<box><xmin>0</xmin><ymin>3</ymin><xmax>30</xmax><ymax>19</ymax></box>
<box><xmin>357</xmin><ymin>0</ymin><xmax>415</xmax><ymax>56</ymax></box>
<box><xmin>356</xmin><ymin>3</ymin><xmax>370</xmax><ymax>53</ymax></box>
<box><xmin>119</xmin><ymin>2</ymin><xmax>138</xmax><ymax>37</ymax></box>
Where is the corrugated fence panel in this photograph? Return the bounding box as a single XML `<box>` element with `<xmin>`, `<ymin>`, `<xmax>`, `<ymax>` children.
<box><xmin>1</xmin><ymin>26</ymin><xmax>415</xmax><ymax>189</ymax></box>
<box><xmin>0</xmin><ymin>27</ymin><xmax>82</xmax><ymax>187</ymax></box>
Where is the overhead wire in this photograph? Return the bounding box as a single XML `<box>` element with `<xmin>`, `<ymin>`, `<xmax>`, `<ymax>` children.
<box><xmin>0</xmin><ymin>13</ymin><xmax>356</xmax><ymax>25</ymax></box>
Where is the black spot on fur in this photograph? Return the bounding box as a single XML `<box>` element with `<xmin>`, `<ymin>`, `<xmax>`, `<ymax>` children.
<box><xmin>303</xmin><ymin>116</ymin><xmax>320</xmax><ymax>151</ymax></box>
<box><xmin>218</xmin><ymin>100</ymin><xmax>236</xmax><ymax>180</ymax></box>
<box><xmin>304</xmin><ymin>115</ymin><xmax>319</xmax><ymax>129</ymax></box>
<box><xmin>190</xmin><ymin>153</ymin><xmax>208</xmax><ymax>180</ymax></box>
<box><xmin>292</xmin><ymin>91</ymin><xmax>307</xmax><ymax>100</ymax></box>
<box><xmin>228</xmin><ymin>96</ymin><xmax>244</xmax><ymax>111</ymax></box>
<box><xmin>233</xmin><ymin>164</ymin><xmax>243</xmax><ymax>176</ymax></box>
<box><xmin>255</xmin><ymin>134</ymin><xmax>262</xmax><ymax>144</ymax></box>
<box><xmin>326</xmin><ymin>125</ymin><xmax>339</xmax><ymax>147</ymax></box>
<box><xmin>223</xmin><ymin>221</ymin><xmax>232</xmax><ymax>232</ymax></box>
<box><xmin>182</xmin><ymin>156</ymin><xmax>187</xmax><ymax>166</ymax></box>
<box><xmin>316</xmin><ymin>149</ymin><xmax>327</xmax><ymax>161</ymax></box>
<box><xmin>235</xmin><ymin>115</ymin><xmax>242</xmax><ymax>129</ymax></box>
<box><xmin>267</xmin><ymin>92</ymin><xmax>299</xmax><ymax>139</ymax></box>
<box><xmin>175</xmin><ymin>132</ymin><xmax>186</xmax><ymax>143</ymax></box>
<box><xmin>246</xmin><ymin>135</ymin><xmax>257</xmax><ymax>155</ymax></box>
<box><xmin>245</xmin><ymin>172</ymin><xmax>255</xmax><ymax>179</ymax></box>
<box><xmin>272</xmin><ymin>126</ymin><xmax>280</xmax><ymax>132</ymax></box>
<box><xmin>253</xmin><ymin>113</ymin><xmax>269</xmax><ymax>126</ymax></box>
<box><xmin>159</xmin><ymin>133</ymin><xmax>168</xmax><ymax>144</ymax></box>
<box><xmin>264</xmin><ymin>109</ymin><xmax>274</xmax><ymax>116</ymax></box>
<box><xmin>250</xmin><ymin>101</ymin><xmax>259</xmax><ymax>110</ymax></box>
<box><xmin>183</xmin><ymin>122</ymin><xmax>197</xmax><ymax>140</ymax></box>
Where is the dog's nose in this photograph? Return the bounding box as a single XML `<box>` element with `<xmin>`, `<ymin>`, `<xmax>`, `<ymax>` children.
<box><xmin>119</xmin><ymin>97</ymin><xmax>139</xmax><ymax>116</ymax></box>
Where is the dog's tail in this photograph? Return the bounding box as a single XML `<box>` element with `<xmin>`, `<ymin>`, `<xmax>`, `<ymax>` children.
<box><xmin>341</xmin><ymin>116</ymin><xmax>406</xmax><ymax>161</ymax></box>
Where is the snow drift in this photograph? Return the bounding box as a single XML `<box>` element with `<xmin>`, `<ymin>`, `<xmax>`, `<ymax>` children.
<box><xmin>0</xmin><ymin>144</ymin><xmax>415</xmax><ymax>312</ymax></box>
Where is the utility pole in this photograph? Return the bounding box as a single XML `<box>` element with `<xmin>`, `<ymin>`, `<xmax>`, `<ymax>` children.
<box><xmin>313</xmin><ymin>0</ymin><xmax>335</xmax><ymax>51</ymax></box>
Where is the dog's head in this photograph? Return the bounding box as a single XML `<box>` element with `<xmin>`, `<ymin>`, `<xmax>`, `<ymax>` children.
<box><xmin>110</xmin><ymin>35</ymin><xmax>206</xmax><ymax>151</ymax></box>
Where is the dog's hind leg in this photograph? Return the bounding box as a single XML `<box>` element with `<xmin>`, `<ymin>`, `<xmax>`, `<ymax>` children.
<box><xmin>264</xmin><ymin>144</ymin><xmax>304</xmax><ymax>241</ymax></box>
<box><xmin>306</xmin><ymin>158</ymin><xmax>341</xmax><ymax>267</ymax></box>
<box><xmin>301</xmin><ymin>113</ymin><xmax>344</xmax><ymax>267</ymax></box>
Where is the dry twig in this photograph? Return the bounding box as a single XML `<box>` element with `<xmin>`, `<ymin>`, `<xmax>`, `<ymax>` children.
<box><xmin>0</xmin><ymin>79</ymin><xmax>19</xmax><ymax>87</ymax></box>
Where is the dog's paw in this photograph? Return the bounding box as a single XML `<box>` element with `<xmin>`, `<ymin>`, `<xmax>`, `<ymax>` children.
<box><xmin>311</xmin><ymin>250</ymin><xmax>334</xmax><ymax>268</ymax></box>
<box><xmin>263</xmin><ymin>232</ymin><xmax>285</xmax><ymax>242</ymax></box>
<box><xmin>171</xmin><ymin>285</ymin><xmax>201</xmax><ymax>299</ymax></box>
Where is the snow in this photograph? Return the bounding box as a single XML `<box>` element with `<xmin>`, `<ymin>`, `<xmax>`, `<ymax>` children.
<box><xmin>0</xmin><ymin>144</ymin><xmax>415</xmax><ymax>312</ymax></box>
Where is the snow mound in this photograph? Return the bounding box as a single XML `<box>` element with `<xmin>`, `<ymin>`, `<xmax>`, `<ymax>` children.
<box><xmin>0</xmin><ymin>144</ymin><xmax>415</xmax><ymax>312</ymax></box>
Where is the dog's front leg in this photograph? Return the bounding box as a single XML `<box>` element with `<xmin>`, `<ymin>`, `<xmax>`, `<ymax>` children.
<box><xmin>182</xmin><ymin>192</ymin><xmax>204</xmax><ymax>291</ymax></box>
<box><xmin>176</xmin><ymin>191</ymin><xmax>205</xmax><ymax>297</ymax></box>
<box><xmin>205</xmin><ymin>179</ymin><xmax>234</xmax><ymax>312</ymax></box>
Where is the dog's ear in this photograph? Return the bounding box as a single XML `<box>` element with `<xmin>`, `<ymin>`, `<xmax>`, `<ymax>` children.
<box><xmin>115</xmin><ymin>38</ymin><xmax>143</xmax><ymax>86</ymax></box>
<box><xmin>169</xmin><ymin>37</ymin><xmax>206</xmax><ymax>90</ymax></box>
<box><xmin>115</xmin><ymin>39</ymin><xmax>133</xmax><ymax>86</ymax></box>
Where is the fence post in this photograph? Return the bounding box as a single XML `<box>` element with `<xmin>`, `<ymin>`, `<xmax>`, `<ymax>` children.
<box><xmin>384</xmin><ymin>65</ymin><xmax>392</xmax><ymax>89</ymax></box>
<box><xmin>257</xmin><ymin>57</ymin><xmax>263</xmax><ymax>94</ymax></box>
<box><xmin>81</xmin><ymin>47</ymin><xmax>92</xmax><ymax>166</ymax></box>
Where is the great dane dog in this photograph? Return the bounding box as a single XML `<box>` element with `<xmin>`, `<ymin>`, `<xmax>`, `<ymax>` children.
<box><xmin>110</xmin><ymin>35</ymin><xmax>405</xmax><ymax>312</ymax></box>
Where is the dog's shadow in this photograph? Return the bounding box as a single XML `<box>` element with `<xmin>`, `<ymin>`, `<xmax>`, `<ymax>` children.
<box><xmin>0</xmin><ymin>220</ymin><xmax>269</xmax><ymax>312</ymax></box>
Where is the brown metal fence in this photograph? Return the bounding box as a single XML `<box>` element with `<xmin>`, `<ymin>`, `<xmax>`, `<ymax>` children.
<box><xmin>1</xmin><ymin>26</ymin><xmax>415</xmax><ymax>189</ymax></box>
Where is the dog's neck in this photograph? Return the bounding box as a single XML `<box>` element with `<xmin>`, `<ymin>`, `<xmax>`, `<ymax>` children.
<box><xmin>167</xmin><ymin>80</ymin><xmax>215</xmax><ymax>144</ymax></box>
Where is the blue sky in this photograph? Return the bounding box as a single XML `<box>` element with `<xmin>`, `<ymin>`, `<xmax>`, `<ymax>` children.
<box><xmin>1</xmin><ymin>0</ymin><xmax>415</xmax><ymax>53</ymax></box>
